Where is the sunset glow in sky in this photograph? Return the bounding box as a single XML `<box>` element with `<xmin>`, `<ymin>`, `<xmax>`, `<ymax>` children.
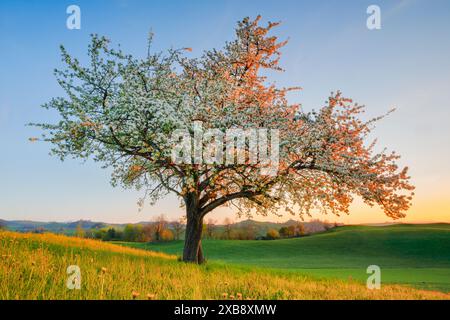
<box><xmin>1</xmin><ymin>0</ymin><xmax>449</xmax><ymax>224</ymax></box>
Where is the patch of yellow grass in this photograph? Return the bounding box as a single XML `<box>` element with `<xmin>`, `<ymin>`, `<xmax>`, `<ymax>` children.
<box><xmin>1</xmin><ymin>231</ymin><xmax>448</xmax><ymax>300</ymax></box>
<box><xmin>0</xmin><ymin>231</ymin><xmax>174</xmax><ymax>259</ymax></box>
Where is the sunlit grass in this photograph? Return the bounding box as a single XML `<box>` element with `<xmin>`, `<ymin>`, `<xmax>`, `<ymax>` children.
<box><xmin>125</xmin><ymin>224</ymin><xmax>450</xmax><ymax>292</ymax></box>
<box><xmin>1</xmin><ymin>230</ymin><xmax>448</xmax><ymax>300</ymax></box>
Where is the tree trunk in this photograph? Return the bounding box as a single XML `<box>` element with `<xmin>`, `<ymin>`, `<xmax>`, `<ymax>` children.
<box><xmin>197</xmin><ymin>240</ymin><xmax>205</xmax><ymax>264</ymax></box>
<box><xmin>182</xmin><ymin>194</ymin><xmax>205</xmax><ymax>263</ymax></box>
<box><xmin>183</xmin><ymin>215</ymin><xmax>204</xmax><ymax>263</ymax></box>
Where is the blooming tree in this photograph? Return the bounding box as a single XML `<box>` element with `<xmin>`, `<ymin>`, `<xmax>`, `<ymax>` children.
<box><xmin>33</xmin><ymin>17</ymin><xmax>414</xmax><ymax>263</ymax></box>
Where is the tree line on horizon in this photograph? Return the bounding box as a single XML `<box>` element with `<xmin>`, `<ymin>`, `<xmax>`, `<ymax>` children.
<box><xmin>71</xmin><ymin>216</ymin><xmax>336</xmax><ymax>242</ymax></box>
<box><xmin>1</xmin><ymin>217</ymin><xmax>338</xmax><ymax>242</ymax></box>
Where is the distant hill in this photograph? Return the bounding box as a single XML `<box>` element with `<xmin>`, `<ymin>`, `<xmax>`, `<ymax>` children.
<box><xmin>2</xmin><ymin>219</ymin><xmax>113</xmax><ymax>234</ymax></box>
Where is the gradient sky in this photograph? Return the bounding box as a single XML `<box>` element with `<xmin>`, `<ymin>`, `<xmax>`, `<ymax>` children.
<box><xmin>1</xmin><ymin>0</ymin><xmax>449</xmax><ymax>224</ymax></box>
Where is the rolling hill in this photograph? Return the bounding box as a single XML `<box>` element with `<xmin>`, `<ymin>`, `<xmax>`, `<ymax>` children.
<box><xmin>1</xmin><ymin>230</ymin><xmax>448</xmax><ymax>300</ymax></box>
<box><xmin>121</xmin><ymin>224</ymin><xmax>450</xmax><ymax>292</ymax></box>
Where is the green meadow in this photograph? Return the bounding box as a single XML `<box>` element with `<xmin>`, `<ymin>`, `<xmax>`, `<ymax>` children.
<box><xmin>120</xmin><ymin>224</ymin><xmax>450</xmax><ymax>292</ymax></box>
<box><xmin>1</xmin><ymin>229</ymin><xmax>449</xmax><ymax>300</ymax></box>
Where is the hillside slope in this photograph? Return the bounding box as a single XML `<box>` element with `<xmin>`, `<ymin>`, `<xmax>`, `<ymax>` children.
<box><xmin>124</xmin><ymin>224</ymin><xmax>450</xmax><ymax>292</ymax></box>
<box><xmin>1</xmin><ymin>230</ymin><xmax>448</xmax><ymax>300</ymax></box>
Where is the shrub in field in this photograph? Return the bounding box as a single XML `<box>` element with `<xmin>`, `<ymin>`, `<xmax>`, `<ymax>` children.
<box><xmin>266</xmin><ymin>229</ymin><xmax>280</xmax><ymax>240</ymax></box>
<box><xmin>160</xmin><ymin>229</ymin><xmax>175</xmax><ymax>241</ymax></box>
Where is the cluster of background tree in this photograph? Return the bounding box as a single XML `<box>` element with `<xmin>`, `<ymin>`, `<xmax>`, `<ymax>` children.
<box><xmin>75</xmin><ymin>215</ymin><xmax>183</xmax><ymax>242</ymax></box>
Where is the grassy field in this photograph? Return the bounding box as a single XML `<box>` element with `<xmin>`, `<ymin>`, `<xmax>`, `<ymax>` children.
<box><xmin>1</xmin><ymin>230</ymin><xmax>449</xmax><ymax>300</ymax></box>
<box><xmin>120</xmin><ymin>224</ymin><xmax>450</xmax><ymax>292</ymax></box>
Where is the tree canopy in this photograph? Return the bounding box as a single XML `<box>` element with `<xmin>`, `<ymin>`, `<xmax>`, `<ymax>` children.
<box><xmin>33</xmin><ymin>16</ymin><xmax>414</xmax><ymax>263</ymax></box>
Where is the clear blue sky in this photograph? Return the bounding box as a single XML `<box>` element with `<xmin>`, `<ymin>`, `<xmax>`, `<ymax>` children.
<box><xmin>1</xmin><ymin>0</ymin><xmax>450</xmax><ymax>223</ymax></box>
